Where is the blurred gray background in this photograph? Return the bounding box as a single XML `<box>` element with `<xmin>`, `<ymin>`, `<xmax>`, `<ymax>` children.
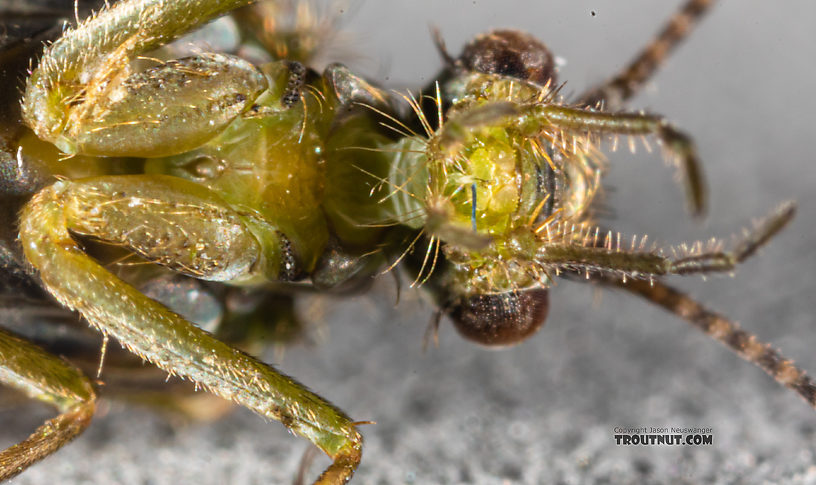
<box><xmin>5</xmin><ymin>0</ymin><xmax>816</xmax><ymax>484</ymax></box>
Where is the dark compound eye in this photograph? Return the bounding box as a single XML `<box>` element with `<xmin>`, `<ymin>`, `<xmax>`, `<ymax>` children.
<box><xmin>447</xmin><ymin>288</ymin><xmax>549</xmax><ymax>347</ymax></box>
<box><xmin>460</xmin><ymin>30</ymin><xmax>556</xmax><ymax>86</ymax></box>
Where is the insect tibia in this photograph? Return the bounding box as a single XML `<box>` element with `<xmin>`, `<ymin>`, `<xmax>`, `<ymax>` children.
<box><xmin>535</xmin><ymin>201</ymin><xmax>795</xmax><ymax>280</ymax></box>
<box><xmin>518</xmin><ymin>104</ymin><xmax>706</xmax><ymax>215</ymax></box>
<box><xmin>667</xmin><ymin>201</ymin><xmax>794</xmax><ymax>274</ymax></box>
<box><xmin>668</xmin><ymin>238</ymin><xmax>726</xmax><ymax>261</ymax></box>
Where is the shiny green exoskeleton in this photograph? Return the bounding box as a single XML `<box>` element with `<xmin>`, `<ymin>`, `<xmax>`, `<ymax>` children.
<box><xmin>3</xmin><ymin>0</ymin><xmax>812</xmax><ymax>483</ymax></box>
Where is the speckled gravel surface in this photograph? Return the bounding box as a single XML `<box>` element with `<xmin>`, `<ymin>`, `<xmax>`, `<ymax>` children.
<box><xmin>4</xmin><ymin>1</ymin><xmax>816</xmax><ymax>484</ymax></box>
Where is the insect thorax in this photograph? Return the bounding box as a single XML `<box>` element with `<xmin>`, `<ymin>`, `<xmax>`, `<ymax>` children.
<box><xmin>420</xmin><ymin>72</ymin><xmax>600</xmax><ymax>296</ymax></box>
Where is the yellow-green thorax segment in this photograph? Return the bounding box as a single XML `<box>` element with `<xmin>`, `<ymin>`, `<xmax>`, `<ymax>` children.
<box><xmin>144</xmin><ymin>62</ymin><xmax>332</xmax><ymax>279</ymax></box>
<box><xmin>426</xmin><ymin>72</ymin><xmax>601</xmax><ymax>295</ymax></box>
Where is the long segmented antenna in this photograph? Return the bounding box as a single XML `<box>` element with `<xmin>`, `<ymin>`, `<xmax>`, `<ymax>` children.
<box><xmin>577</xmin><ymin>0</ymin><xmax>719</xmax><ymax>109</ymax></box>
<box><xmin>606</xmin><ymin>277</ymin><xmax>816</xmax><ymax>408</ymax></box>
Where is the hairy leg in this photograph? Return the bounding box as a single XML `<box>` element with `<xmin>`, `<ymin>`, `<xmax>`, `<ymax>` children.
<box><xmin>19</xmin><ymin>177</ymin><xmax>363</xmax><ymax>484</ymax></box>
<box><xmin>437</xmin><ymin>100</ymin><xmax>706</xmax><ymax>215</ymax></box>
<box><xmin>0</xmin><ymin>329</ymin><xmax>96</xmax><ymax>480</ymax></box>
<box><xmin>537</xmin><ymin>202</ymin><xmax>794</xmax><ymax>279</ymax></box>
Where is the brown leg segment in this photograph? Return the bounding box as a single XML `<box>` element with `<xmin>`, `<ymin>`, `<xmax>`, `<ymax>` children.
<box><xmin>577</xmin><ymin>0</ymin><xmax>719</xmax><ymax>109</ymax></box>
<box><xmin>0</xmin><ymin>329</ymin><xmax>96</xmax><ymax>480</ymax></box>
<box><xmin>605</xmin><ymin>277</ymin><xmax>816</xmax><ymax>408</ymax></box>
